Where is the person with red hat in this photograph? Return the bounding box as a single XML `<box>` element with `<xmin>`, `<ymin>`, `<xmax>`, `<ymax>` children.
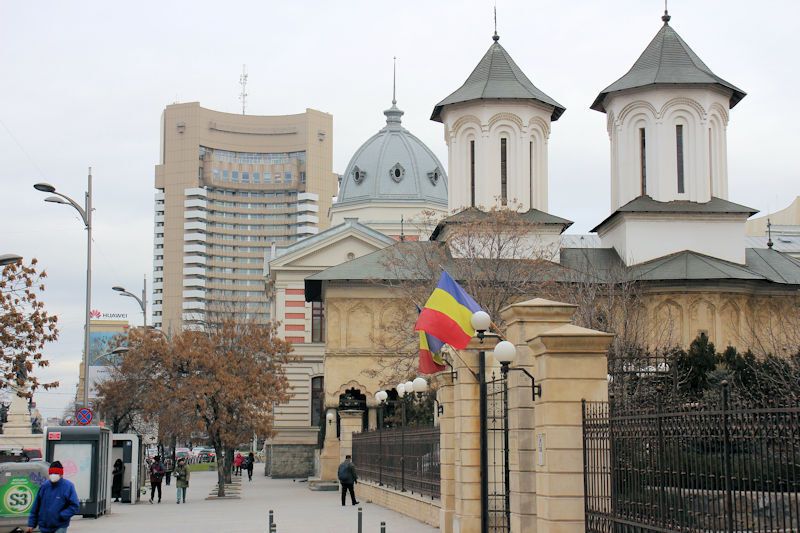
<box><xmin>26</xmin><ymin>460</ymin><xmax>80</xmax><ymax>533</ymax></box>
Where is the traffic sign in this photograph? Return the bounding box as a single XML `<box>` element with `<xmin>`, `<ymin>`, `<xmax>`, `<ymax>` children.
<box><xmin>47</xmin><ymin>432</ymin><xmax>61</xmax><ymax>441</ymax></box>
<box><xmin>76</xmin><ymin>408</ymin><xmax>93</xmax><ymax>426</ymax></box>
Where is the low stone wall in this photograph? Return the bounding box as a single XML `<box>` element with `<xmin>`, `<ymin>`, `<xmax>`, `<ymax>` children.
<box><xmin>355</xmin><ymin>480</ymin><xmax>440</xmax><ymax>528</ymax></box>
<box><xmin>267</xmin><ymin>444</ymin><xmax>316</xmax><ymax>478</ymax></box>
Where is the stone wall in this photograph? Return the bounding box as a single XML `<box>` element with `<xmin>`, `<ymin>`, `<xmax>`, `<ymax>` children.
<box><xmin>266</xmin><ymin>444</ymin><xmax>316</xmax><ymax>478</ymax></box>
<box><xmin>356</xmin><ymin>481</ymin><xmax>441</xmax><ymax>528</ymax></box>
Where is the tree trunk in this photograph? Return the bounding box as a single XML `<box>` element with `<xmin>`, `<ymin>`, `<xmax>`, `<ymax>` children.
<box><xmin>224</xmin><ymin>447</ymin><xmax>234</xmax><ymax>484</ymax></box>
<box><xmin>213</xmin><ymin>442</ymin><xmax>225</xmax><ymax>497</ymax></box>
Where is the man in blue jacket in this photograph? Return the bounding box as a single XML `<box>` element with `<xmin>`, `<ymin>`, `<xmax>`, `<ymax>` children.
<box><xmin>26</xmin><ymin>461</ymin><xmax>81</xmax><ymax>533</ymax></box>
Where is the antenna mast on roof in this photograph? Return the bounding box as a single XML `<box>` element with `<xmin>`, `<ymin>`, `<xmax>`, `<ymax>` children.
<box><xmin>239</xmin><ymin>64</ymin><xmax>248</xmax><ymax>115</ymax></box>
<box><xmin>767</xmin><ymin>218</ymin><xmax>774</xmax><ymax>249</ymax></box>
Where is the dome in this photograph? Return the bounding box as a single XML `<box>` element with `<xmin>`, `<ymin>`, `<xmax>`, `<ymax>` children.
<box><xmin>336</xmin><ymin>101</ymin><xmax>448</xmax><ymax>207</ymax></box>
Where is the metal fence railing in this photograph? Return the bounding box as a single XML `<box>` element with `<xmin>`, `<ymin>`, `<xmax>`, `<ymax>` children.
<box><xmin>352</xmin><ymin>425</ymin><xmax>440</xmax><ymax>499</ymax></box>
<box><xmin>583</xmin><ymin>386</ymin><xmax>800</xmax><ymax>532</ymax></box>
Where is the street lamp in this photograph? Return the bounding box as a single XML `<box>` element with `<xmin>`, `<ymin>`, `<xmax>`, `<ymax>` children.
<box><xmin>112</xmin><ymin>276</ymin><xmax>147</xmax><ymax>327</ymax></box>
<box><xmin>0</xmin><ymin>254</ymin><xmax>22</xmax><ymax>266</ymax></box>
<box><xmin>34</xmin><ymin>169</ymin><xmax>93</xmax><ymax>409</ymax></box>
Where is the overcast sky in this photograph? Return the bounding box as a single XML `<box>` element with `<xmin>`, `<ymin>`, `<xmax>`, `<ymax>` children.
<box><xmin>2</xmin><ymin>0</ymin><xmax>798</xmax><ymax>419</ymax></box>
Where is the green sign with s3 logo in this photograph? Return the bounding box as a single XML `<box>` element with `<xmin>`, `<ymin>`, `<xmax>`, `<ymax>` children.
<box><xmin>0</xmin><ymin>476</ymin><xmax>40</xmax><ymax>517</ymax></box>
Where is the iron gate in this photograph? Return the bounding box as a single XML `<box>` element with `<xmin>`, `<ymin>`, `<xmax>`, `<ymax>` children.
<box><xmin>487</xmin><ymin>372</ymin><xmax>510</xmax><ymax>532</ymax></box>
<box><xmin>582</xmin><ymin>390</ymin><xmax>800</xmax><ymax>532</ymax></box>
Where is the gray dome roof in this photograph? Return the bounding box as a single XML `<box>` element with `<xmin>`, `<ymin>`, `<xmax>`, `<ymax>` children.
<box><xmin>337</xmin><ymin>102</ymin><xmax>448</xmax><ymax>207</ymax></box>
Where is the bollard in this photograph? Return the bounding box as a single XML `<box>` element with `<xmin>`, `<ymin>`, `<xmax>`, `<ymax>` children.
<box><xmin>268</xmin><ymin>510</ymin><xmax>274</xmax><ymax>528</ymax></box>
<box><xmin>358</xmin><ymin>507</ymin><xmax>363</xmax><ymax>533</ymax></box>
<box><xmin>380</xmin><ymin>521</ymin><xmax>386</xmax><ymax>533</ymax></box>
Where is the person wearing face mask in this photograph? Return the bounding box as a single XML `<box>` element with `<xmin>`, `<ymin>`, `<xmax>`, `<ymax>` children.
<box><xmin>26</xmin><ymin>460</ymin><xmax>80</xmax><ymax>533</ymax></box>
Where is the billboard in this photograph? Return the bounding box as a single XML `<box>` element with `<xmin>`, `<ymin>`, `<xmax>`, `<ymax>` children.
<box><xmin>86</xmin><ymin>319</ymin><xmax>128</xmax><ymax>401</ymax></box>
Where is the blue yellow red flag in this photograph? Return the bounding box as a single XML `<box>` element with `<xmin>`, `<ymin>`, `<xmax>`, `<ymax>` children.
<box><xmin>414</xmin><ymin>270</ymin><xmax>482</xmax><ymax>350</ymax></box>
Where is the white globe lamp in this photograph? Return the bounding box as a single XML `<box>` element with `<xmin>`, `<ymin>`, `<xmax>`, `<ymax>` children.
<box><xmin>494</xmin><ymin>341</ymin><xmax>517</xmax><ymax>365</ymax></box>
<box><xmin>412</xmin><ymin>377</ymin><xmax>428</xmax><ymax>393</ymax></box>
<box><xmin>471</xmin><ymin>311</ymin><xmax>491</xmax><ymax>332</ymax></box>
<box><xmin>396</xmin><ymin>383</ymin><xmax>406</xmax><ymax>397</ymax></box>
<box><xmin>404</xmin><ymin>380</ymin><xmax>415</xmax><ymax>394</ymax></box>
<box><xmin>376</xmin><ymin>390</ymin><xmax>388</xmax><ymax>403</ymax></box>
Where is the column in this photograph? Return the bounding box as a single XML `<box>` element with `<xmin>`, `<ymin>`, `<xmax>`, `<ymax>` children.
<box><xmin>434</xmin><ymin>372</ymin><xmax>455</xmax><ymax>533</ymax></box>
<box><xmin>500</xmin><ymin>298</ymin><xmax>578</xmax><ymax>532</ymax></box>
<box><xmin>319</xmin><ymin>407</ymin><xmax>340</xmax><ymax>480</ymax></box>
<box><xmin>452</xmin><ymin>336</ymin><xmax>498</xmax><ymax>533</ymax></box>
<box><xmin>531</xmin><ymin>323</ymin><xmax>612</xmax><ymax>532</ymax></box>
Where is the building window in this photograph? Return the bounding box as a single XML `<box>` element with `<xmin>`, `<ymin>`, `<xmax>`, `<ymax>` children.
<box><xmin>639</xmin><ymin>128</ymin><xmax>647</xmax><ymax>195</ymax></box>
<box><xmin>470</xmin><ymin>140</ymin><xmax>476</xmax><ymax>207</ymax></box>
<box><xmin>284</xmin><ymin>171</ymin><xmax>292</xmax><ymax>183</ymax></box>
<box><xmin>311</xmin><ymin>376</ymin><xmax>324</xmax><ymax>427</ymax></box>
<box><xmin>311</xmin><ymin>301</ymin><xmax>325</xmax><ymax>343</ymax></box>
<box><xmin>222</xmin><ymin>170</ymin><xmax>229</xmax><ymax>182</ymax></box>
<box><xmin>242</xmin><ymin>172</ymin><xmax>250</xmax><ymax>183</ymax></box>
<box><xmin>676</xmin><ymin>125</ymin><xmax>685</xmax><ymax>194</ymax></box>
<box><xmin>300</xmin><ymin>171</ymin><xmax>306</xmax><ymax>184</ymax></box>
<box><xmin>708</xmin><ymin>128</ymin><xmax>713</xmax><ymax>196</ymax></box>
<box><xmin>274</xmin><ymin>172</ymin><xmax>282</xmax><ymax>184</ymax></box>
<box><xmin>529</xmin><ymin>141</ymin><xmax>533</xmax><ymax>207</ymax></box>
<box><xmin>500</xmin><ymin>137</ymin><xmax>508</xmax><ymax>205</ymax></box>
<box><xmin>232</xmin><ymin>171</ymin><xmax>239</xmax><ymax>183</ymax></box>
<box><xmin>253</xmin><ymin>172</ymin><xmax>260</xmax><ymax>184</ymax></box>
<box><xmin>263</xmin><ymin>172</ymin><xmax>271</xmax><ymax>183</ymax></box>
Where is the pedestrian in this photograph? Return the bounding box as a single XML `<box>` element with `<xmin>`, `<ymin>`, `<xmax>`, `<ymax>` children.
<box><xmin>149</xmin><ymin>455</ymin><xmax>165</xmax><ymax>504</ymax></box>
<box><xmin>164</xmin><ymin>456</ymin><xmax>173</xmax><ymax>486</ymax></box>
<box><xmin>112</xmin><ymin>458</ymin><xmax>125</xmax><ymax>502</ymax></box>
<box><xmin>174</xmin><ymin>457</ymin><xmax>190</xmax><ymax>504</ymax></box>
<box><xmin>245</xmin><ymin>452</ymin><xmax>255</xmax><ymax>482</ymax></box>
<box><xmin>234</xmin><ymin>452</ymin><xmax>243</xmax><ymax>476</ymax></box>
<box><xmin>26</xmin><ymin>460</ymin><xmax>80</xmax><ymax>533</ymax></box>
<box><xmin>337</xmin><ymin>455</ymin><xmax>359</xmax><ymax>507</ymax></box>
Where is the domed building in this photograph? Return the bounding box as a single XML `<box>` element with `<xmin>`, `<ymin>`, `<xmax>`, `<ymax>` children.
<box><xmin>330</xmin><ymin>97</ymin><xmax>448</xmax><ymax>239</ymax></box>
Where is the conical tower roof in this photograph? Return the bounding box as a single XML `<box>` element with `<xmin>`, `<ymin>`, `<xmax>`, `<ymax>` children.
<box><xmin>591</xmin><ymin>13</ymin><xmax>745</xmax><ymax>113</ymax></box>
<box><xmin>431</xmin><ymin>36</ymin><xmax>565</xmax><ymax>122</ymax></box>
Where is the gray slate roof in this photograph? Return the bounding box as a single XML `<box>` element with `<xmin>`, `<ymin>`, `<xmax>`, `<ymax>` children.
<box><xmin>591</xmin><ymin>196</ymin><xmax>758</xmax><ymax>233</ymax></box>
<box><xmin>431</xmin><ymin>37</ymin><xmax>566</xmax><ymax>122</ymax></box>
<box><xmin>430</xmin><ymin>207</ymin><xmax>573</xmax><ymax>240</ymax></box>
<box><xmin>591</xmin><ymin>18</ymin><xmax>746</xmax><ymax>113</ymax></box>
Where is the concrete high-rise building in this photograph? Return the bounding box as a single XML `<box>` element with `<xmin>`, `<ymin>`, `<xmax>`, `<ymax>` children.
<box><xmin>153</xmin><ymin>103</ymin><xmax>335</xmax><ymax>331</ymax></box>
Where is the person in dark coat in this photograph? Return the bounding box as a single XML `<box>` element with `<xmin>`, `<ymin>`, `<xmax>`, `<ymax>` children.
<box><xmin>244</xmin><ymin>452</ymin><xmax>255</xmax><ymax>482</ymax></box>
<box><xmin>149</xmin><ymin>455</ymin><xmax>165</xmax><ymax>504</ymax></box>
<box><xmin>337</xmin><ymin>455</ymin><xmax>359</xmax><ymax>507</ymax></box>
<box><xmin>26</xmin><ymin>460</ymin><xmax>80</xmax><ymax>533</ymax></box>
<box><xmin>112</xmin><ymin>458</ymin><xmax>125</xmax><ymax>502</ymax></box>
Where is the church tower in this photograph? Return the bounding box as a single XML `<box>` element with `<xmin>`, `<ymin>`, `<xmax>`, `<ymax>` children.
<box><xmin>591</xmin><ymin>9</ymin><xmax>756</xmax><ymax>266</ymax></box>
<box><xmin>592</xmin><ymin>9</ymin><xmax>746</xmax><ymax>211</ymax></box>
<box><xmin>431</xmin><ymin>31</ymin><xmax>565</xmax><ymax>213</ymax></box>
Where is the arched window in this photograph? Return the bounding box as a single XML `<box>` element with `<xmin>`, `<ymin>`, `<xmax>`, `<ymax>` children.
<box><xmin>500</xmin><ymin>137</ymin><xmax>508</xmax><ymax>205</ymax></box>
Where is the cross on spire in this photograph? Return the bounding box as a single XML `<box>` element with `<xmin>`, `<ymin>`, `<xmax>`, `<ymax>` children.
<box><xmin>392</xmin><ymin>56</ymin><xmax>397</xmax><ymax>105</ymax></box>
<box><xmin>493</xmin><ymin>3</ymin><xmax>499</xmax><ymax>41</ymax></box>
<box><xmin>662</xmin><ymin>0</ymin><xmax>671</xmax><ymax>23</ymax></box>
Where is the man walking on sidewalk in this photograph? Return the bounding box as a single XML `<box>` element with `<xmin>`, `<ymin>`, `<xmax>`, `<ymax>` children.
<box><xmin>337</xmin><ymin>455</ymin><xmax>359</xmax><ymax>507</ymax></box>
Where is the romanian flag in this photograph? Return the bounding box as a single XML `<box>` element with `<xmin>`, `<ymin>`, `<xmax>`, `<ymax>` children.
<box><xmin>415</xmin><ymin>270</ymin><xmax>482</xmax><ymax>350</ymax></box>
<box><xmin>419</xmin><ymin>330</ymin><xmax>446</xmax><ymax>374</ymax></box>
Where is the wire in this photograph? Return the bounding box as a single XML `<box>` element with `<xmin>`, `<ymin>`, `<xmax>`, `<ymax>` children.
<box><xmin>0</xmin><ymin>116</ymin><xmax>47</xmax><ymax>178</ymax></box>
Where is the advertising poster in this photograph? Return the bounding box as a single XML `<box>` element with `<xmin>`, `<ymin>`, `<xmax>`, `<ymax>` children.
<box><xmin>53</xmin><ymin>443</ymin><xmax>93</xmax><ymax>502</ymax></box>
<box><xmin>0</xmin><ymin>474</ymin><xmax>45</xmax><ymax>518</ymax></box>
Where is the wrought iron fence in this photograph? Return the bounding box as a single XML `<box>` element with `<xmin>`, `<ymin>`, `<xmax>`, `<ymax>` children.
<box><xmin>352</xmin><ymin>425</ymin><xmax>440</xmax><ymax>499</ymax></box>
<box><xmin>583</xmin><ymin>385</ymin><xmax>800</xmax><ymax>532</ymax></box>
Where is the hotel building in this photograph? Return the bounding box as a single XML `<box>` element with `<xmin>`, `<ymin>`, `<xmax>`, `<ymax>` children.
<box><xmin>153</xmin><ymin>103</ymin><xmax>335</xmax><ymax>331</ymax></box>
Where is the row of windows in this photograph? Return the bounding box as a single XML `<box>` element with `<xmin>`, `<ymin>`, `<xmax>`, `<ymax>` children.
<box><xmin>212</xmin><ymin>169</ymin><xmax>305</xmax><ymax>185</ymax></box>
<box><xmin>209</xmin><ymin>189</ymin><xmax>299</xmax><ymax>199</ymax></box>
<box><xmin>201</xmin><ymin>147</ymin><xmax>306</xmax><ymax>165</ymax></box>
<box><xmin>208</xmin><ymin>256</ymin><xmax>262</xmax><ymax>264</ymax></box>
<box><xmin>211</xmin><ymin>211</ymin><xmax>296</xmax><ymax>220</ymax></box>
<box><xmin>208</xmin><ymin>221</ymin><xmax>296</xmax><ymax>230</ymax></box>
<box><xmin>209</xmin><ymin>233</ymin><xmax>293</xmax><ymax>242</ymax></box>
<box><xmin>207</xmin><ymin>239</ymin><xmax>296</xmax><ymax>253</ymax></box>
<box><xmin>206</xmin><ymin>278</ymin><xmax>264</xmax><ymax>286</ymax></box>
<box><xmin>207</xmin><ymin>289</ymin><xmax>266</xmax><ymax>298</ymax></box>
<box><xmin>207</xmin><ymin>267</ymin><xmax>263</xmax><ymax>275</ymax></box>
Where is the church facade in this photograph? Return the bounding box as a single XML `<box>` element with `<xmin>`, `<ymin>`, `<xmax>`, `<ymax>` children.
<box><xmin>264</xmin><ymin>10</ymin><xmax>800</xmax><ymax>479</ymax></box>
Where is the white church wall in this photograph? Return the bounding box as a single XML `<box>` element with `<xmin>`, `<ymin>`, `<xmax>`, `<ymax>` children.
<box><xmin>605</xmin><ymin>87</ymin><xmax>732</xmax><ymax>211</ymax></box>
<box><xmin>442</xmin><ymin>100</ymin><xmax>553</xmax><ymax>212</ymax></box>
<box><xmin>599</xmin><ymin>214</ymin><xmax>747</xmax><ymax>265</ymax></box>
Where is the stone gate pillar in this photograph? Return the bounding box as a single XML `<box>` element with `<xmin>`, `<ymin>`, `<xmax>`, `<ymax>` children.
<box><xmin>500</xmin><ymin>299</ymin><xmax>578</xmax><ymax>532</ymax></box>
<box><xmin>434</xmin><ymin>372</ymin><xmax>455</xmax><ymax>533</ymax></box>
<box><xmin>338</xmin><ymin>409</ymin><xmax>364</xmax><ymax>464</ymax></box>
<box><xmin>452</xmin><ymin>336</ymin><xmax>499</xmax><ymax>533</ymax></box>
<box><xmin>319</xmin><ymin>407</ymin><xmax>341</xmax><ymax>480</ymax></box>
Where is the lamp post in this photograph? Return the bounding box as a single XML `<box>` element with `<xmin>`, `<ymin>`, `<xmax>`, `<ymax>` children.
<box><xmin>34</xmin><ymin>169</ymin><xmax>93</xmax><ymax>409</ymax></box>
<box><xmin>112</xmin><ymin>275</ymin><xmax>147</xmax><ymax>327</ymax></box>
<box><xmin>0</xmin><ymin>254</ymin><xmax>22</xmax><ymax>266</ymax></box>
<box><xmin>469</xmin><ymin>311</ymin><xmax>492</xmax><ymax>533</ymax></box>
<box><xmin>374</xmin><ymin>390</ymin><xmax>389</xmax><ymax>486</ymax></box>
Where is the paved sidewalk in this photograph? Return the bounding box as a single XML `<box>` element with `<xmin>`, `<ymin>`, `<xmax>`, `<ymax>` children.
<box><xmin>68</xmin><ymin>470</ymin><xmax>439</xmax><ymax>532</ymax></box>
